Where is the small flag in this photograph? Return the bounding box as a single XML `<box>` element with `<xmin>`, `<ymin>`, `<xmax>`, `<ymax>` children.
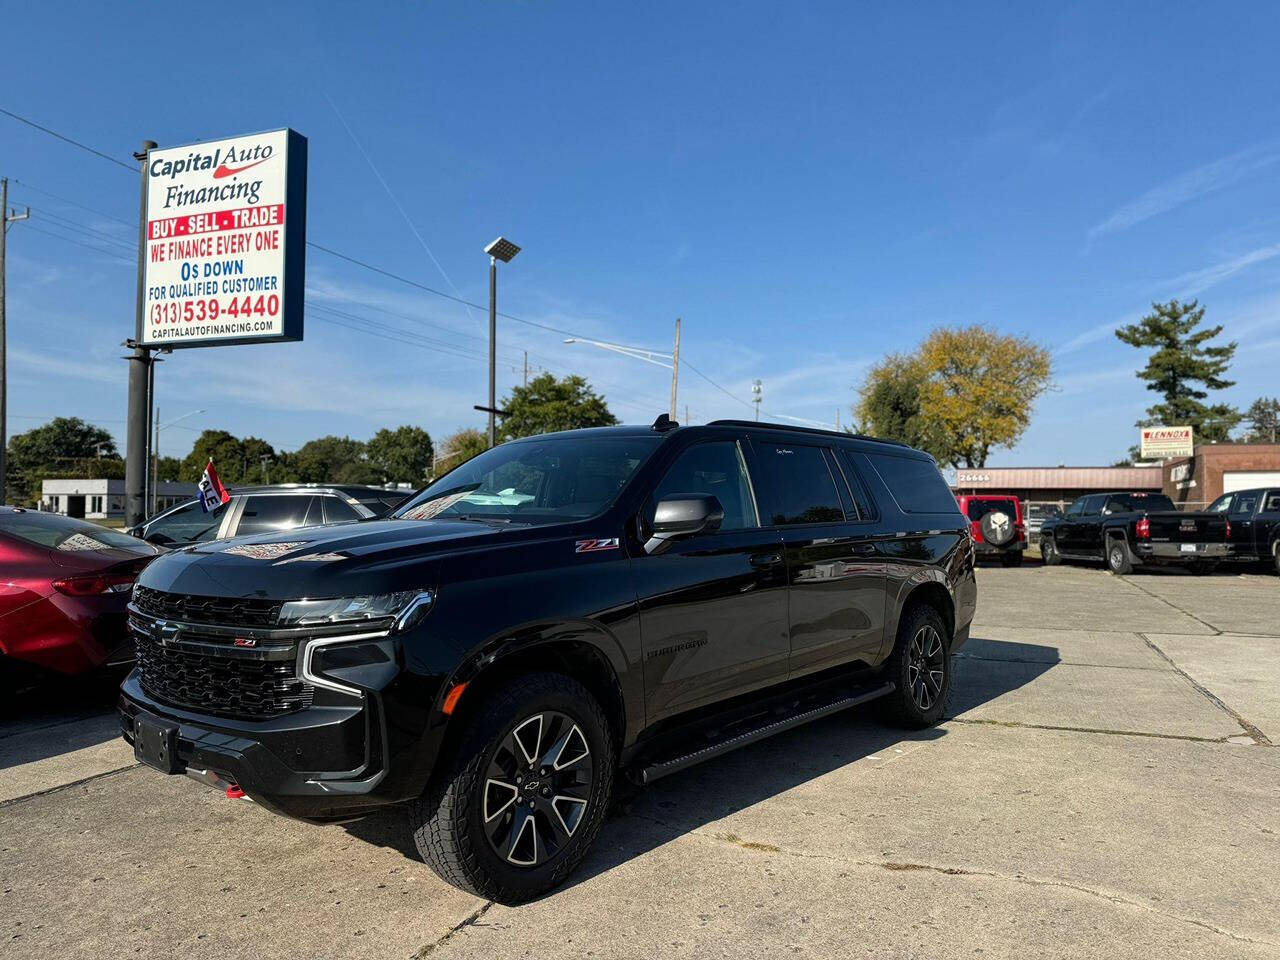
<box><xmin>198</xmin><ymin>459</ymin><xmax>231</xmax><ymax>513</ymax></box>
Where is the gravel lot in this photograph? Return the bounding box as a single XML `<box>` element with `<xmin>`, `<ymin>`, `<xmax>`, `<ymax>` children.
<box><xmin>3</xmin><ymin>563</ymin><xmax>1278</xmax><ymax>959</ymax></box>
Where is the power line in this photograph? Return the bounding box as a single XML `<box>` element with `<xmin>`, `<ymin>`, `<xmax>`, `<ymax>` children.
<box><xmin>7</xmin><ymin>178</ymin><xmax>135</xmax><ymax>227</ymax></box>
<box><xmin>0</xmin><ymin>108</ymin><xmax>136</xmax><ymax>172</ymax></box>
<box><xmin>21</xmin><ymin>223</ymin><xmax>134</xmax><ymax>263</ymax></box>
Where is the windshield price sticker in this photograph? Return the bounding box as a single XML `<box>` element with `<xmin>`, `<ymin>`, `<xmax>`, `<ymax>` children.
<box><xmin>139</xmin><ymin>129</ymin><xmax>307</xmax><ymax>348</ymax></box>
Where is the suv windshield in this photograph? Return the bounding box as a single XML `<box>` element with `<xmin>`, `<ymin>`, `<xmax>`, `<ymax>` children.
<box><xmin>394</xmin><ymin>435</ymin><xmax>662</xmax><ymax>525</ymax></box>
<box><xmin>964</xmin><ymin>498</ymin><xmax>1017</xmax><ymax>521</ymax></box>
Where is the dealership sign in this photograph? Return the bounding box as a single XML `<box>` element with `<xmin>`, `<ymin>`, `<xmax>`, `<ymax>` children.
<box><xmin>1139</xmin><ymin>426</ymin><xmax>1194</xmax><ymax>459</ymax></box>
<box><xmin>139</xmin><ymin>129</ymin><xmax>306</xmax><ymax>348</ymax></box>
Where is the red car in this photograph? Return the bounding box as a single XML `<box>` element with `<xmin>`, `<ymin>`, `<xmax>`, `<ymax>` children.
<box><xmin>955</xmin><ymin>494</ymin><xmax>1026</xmax><ymax>566</ymax></box>
<box><xmin>0</xmin><ymin>507</ymin><xmax>163</xmax><ymax>686</ymax></box>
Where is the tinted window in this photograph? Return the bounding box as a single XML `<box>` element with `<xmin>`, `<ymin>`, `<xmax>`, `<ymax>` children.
<box><xmin>755</xmin><ymin>443</ymin><xmax>844</xmax><ymax>525</ymax></box>
<box><xmin>651</xmin><ymin>441</ymin><xmax>757</xmax><ymax>531</ymax></box>
<box><xmin>834</xmin><ymin>451</ymin><xmax>876</xmax><ymax>520</ymax></box>
<box><xmin>866</xmin><ymin>453</ymin><xmax>959</xmax><ymax>514</ymax></box>
<box><xmin>1104</xmin><ymin>493</ymin><xmax>1175</xmax><ymax>513</ymax></box>
<box><xmin>964</xmin><ymin>498</ymin><xmax>1018</xmax><ymax>522</ymax></box>
<box><xmin>144</xmin><ymin>499</ymin><xmax>222</xmax><ymax>545</ymax></box>
<box><xmin>1264</xmin><ymin>492</ymin><xmax>1280</xmax><ymax>513</ymax></box>
<box><xmin>1080</xmin><ymin>496</ymin><xmax>1104</xmax><ymax>515</ymax></box>
<box><xmin>1208</xmin><ymin>494</ymin><xmax>1233</xmax><ymax>513</ymax></box>
<box><xmin>236</xmin><ymin>495</ymin><xmax>315</xmax><ymax>536</ymax></box>
<box><xmin>323</xmin><ymin>497</ymin><xmax>362</xmax><ymax>523</ymax></box>
<box><xmin>395</xmin><ymin>436</ymin><xmax>661</xmax><ymax>524</ymax></box>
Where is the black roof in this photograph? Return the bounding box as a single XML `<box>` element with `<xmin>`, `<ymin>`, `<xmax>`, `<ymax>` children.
<box><xmin>516</xmin><ymin>419</ymin><xmax>915</xmax><ymax>450</ymax></box>
<box><xmin>707</xmin><ymin>419</ymin><xmax>910</xmax><ymax>448</ymax></box>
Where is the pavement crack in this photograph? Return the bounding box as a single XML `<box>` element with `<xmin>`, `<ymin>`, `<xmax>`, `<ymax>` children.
<box><xmin>643</xmin><ymin>818</ymin><xmax>1277</xmax><ymax>949</ymax></box>
<box><xmin>944</xmin><ymin>716</ymin><xmax>1233</xmax><ymax>743</ymax></box>
<box><xmin>411</xmin><ymin>901</ymin><xmax>493</xmax><ymax>958</ymax></box>
<box><xmin>0</xmin><ymin>763</ymin><xmax>139</xmax><ymax>809</ymax></box>
<box><xmin>1136</xmin><ymin>633</ymin><xmax>1273</xmax><ymax>745</ymax></box>
<box><xmin>1117</xmin><ymin>575</ymin><xmax>1224</xmax><ymax>634</ymax></box>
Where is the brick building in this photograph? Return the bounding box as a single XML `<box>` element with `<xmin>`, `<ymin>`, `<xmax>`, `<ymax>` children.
<box><xmin>1162</xmin><ymin>444</ymin><xmax>1280</xmax><ymax>509</ymax></box>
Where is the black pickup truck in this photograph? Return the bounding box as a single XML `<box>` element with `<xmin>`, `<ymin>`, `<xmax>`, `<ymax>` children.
<box><xmin>1040</xmin><ymin>491</ymin><xmax>1229</xmax><ymax>575</ymax></box>
<box><xmin>1207</xmin><ymin>487</ymin><xmax>1280</xmax><ymax>574</ymax></box>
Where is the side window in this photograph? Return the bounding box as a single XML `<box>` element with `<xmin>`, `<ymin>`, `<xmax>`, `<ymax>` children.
<box><xmin>323</xmin><ymin>497</ymin><xmax>362</xmax><ymax>523</ymax></box>
<box><xmin>236</xmin><ymin>496</ymin><xmax>315</xmax><ymax>537</ymax></box>
<box><xmin>835</xmin><ymin>450</ymin><xmax>877</xmax><ymax>520</ymax></box>
<box><xmin>1065</xmin><ymin>499</ymin><xmax>1085</xmax><ymax>517</ymax></box>
<box><xmin>1265</xmin><ymin>492</ymin><xmax>1280</xmax><ymax>513</ymax></box>
<box><xmin>143</xmin><ymin>500</ymin><xmax>222</xmax><ymax>545</ymax></box>
<box><xmin>864</xmin><ymin>452</ymin><xmax>960</xmax><ymax>514</ymax></box>
<box><xmin>1081</xmin><ymin>495</ymin><xmax>1103</xmax><ymax>515</ymax></box>
<box><xmin>651</xmin><ymin>441</ymin><xmax>758</xmax><ymax>531</ymax></box>
<box><xmin>754</xmin><ymin>443</ymin><xmax>844</xmax><ymax>526</ymax></box>
<box><xmin>1208</xmin><ymin>494</ymin><xmax>1233</xmax><ymax>513</ymax></box>
<box><xmin>1234</xmin><ymin>495</ymin><xmax>1258</xmax><ymax>515</ymax></box>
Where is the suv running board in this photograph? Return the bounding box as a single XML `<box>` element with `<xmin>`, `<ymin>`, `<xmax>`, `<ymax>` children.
<box><xmin>639</xmin><ymin>680</ymin><xmax>895</xmax><ymax>784</ymax></box>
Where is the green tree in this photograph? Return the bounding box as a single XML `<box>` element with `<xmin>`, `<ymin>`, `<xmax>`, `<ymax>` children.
<box><xmin>6</xmin><ymin>417</ymin><xmax>118</xmax><ymax>504</ymax></box>
<box><xmin>855</xmin><ymin>326</ymin><xmax>1052</xmax><ymax>468</ymax></box>
<box><xmin>435</xmin><ymin>428</ymin><xmax>489</xmax><ymax>475</ymax></box>
<box><xmin>1241</xmin><ymin>397</ymin><xmax>1280</xmax><ymax>444</ymax></box>
<box><xmin>291</xmin><ymin>436</ymin><xmax>379</xmax><ymax>484</ymax></box>
<box><xmin>1115</xmin><ymin>299</ymin><xmax>1240</xmax><ymax>443</ymax></box>
<box><xmin>178</xmin><ymin>431</ymin><xmax>277</xmax><ymax>485</ymax></box>
<box><xmin>854</xmin><ymin>354</ymin><xmax>950</xmax><ymax>463</ymax></box>
<box><xmin>498</xmin><ymin>373</ymin><xmax>618</xmax><ymax>441</ymax></box>
<box><xmin>367</xmin><ymin>425</ymin><xmax>434</xmax><ymax>484</ymax></box>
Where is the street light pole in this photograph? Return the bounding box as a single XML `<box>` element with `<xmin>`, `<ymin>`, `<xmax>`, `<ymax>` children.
<box><xmin>670</xmin><ymin>318</ymin><xmax>681</xmax><ymax>422</ymax></box>
<box><xmin>1</xmin><ymin>177</ymin><xmax>31</xmax><ymax>503</ymax></box>
<box><xmin>488</xmin><ymin>255</ymin><xmax>497</xmax><ymax>448</ymax></box>
<box><xmin>482</xmin><ymin>237</ymin><xmax>520</xmax><ymax>449</ymax></box>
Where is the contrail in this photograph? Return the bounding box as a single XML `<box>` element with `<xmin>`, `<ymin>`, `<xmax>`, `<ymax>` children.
<box><xmin>324</xmin><ymin>92</ymin><xmax>477</xmax><ymax>323</ymax></box>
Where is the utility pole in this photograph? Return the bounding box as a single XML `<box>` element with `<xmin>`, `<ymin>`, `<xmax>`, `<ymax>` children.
<box><xmin>1</xmin><ymin>178</ymin><xmax>31</xmax><ymax>503</ymax></box>
<box><xmin>670</xmin><ymin>317</ymin><xmax>681</xmax><ymax>422</ymax></box>
<box><xmin>152</xmin><ymin>406</ymin><xmax>160</xmax><ymax>516</ymax></box>
<box><xmin>124</xmin><ymin>140</ymin><xmax>157</xmax><ymax>529</ymax></box>
<box><xmin>835</xmin><ymin>408</ymin><xmax>840</xmax><ymax>432</ymax></box>
<box><xmin>751</xmin><ymin>379</ymin><xmax>763</xmax><ymax>421</ymax></box>
<box><xmin>685</xmin><ymin>404</ymin><xmax>690</xmax><ymax>426</ymax></box>
<box><xmin>523</xmin><ymin>350</ymin><xmax>528</xmax><ymax>386</ymax></box>
<box><xmin>260</xmin><ymin>454</ymin><xmax>271</xmax><ymax>484</ymax></box>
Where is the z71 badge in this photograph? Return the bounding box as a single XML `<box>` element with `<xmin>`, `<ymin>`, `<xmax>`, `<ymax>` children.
<box><xmin>575</xmin><ymin>538</ymin><xmax>620</xmax><ymax>553</ymax></box>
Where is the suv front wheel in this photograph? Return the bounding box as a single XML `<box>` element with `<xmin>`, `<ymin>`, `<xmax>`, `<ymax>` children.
<box><xmin>881</xmin><ymin>603</ymin><xmax>952</xmax><ymax>729</ymax></box>
<box><xmin>410</xmin><ymin>672</ymin><xmax>615</xmax><ymax>903</ymax></box>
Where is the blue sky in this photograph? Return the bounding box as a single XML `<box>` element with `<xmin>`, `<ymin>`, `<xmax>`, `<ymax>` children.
<box><xmin>3</xmin><ymin>3</ymin><xmax>1279</xmax><ymax>466</ymax></box>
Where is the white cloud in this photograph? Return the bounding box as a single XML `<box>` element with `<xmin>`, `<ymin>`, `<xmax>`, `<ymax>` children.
<box><xmin>1088</xmin><ymin>143</ymin><xmax>1280</xmax><ymax>239</ymax></box>
<box><xmin>1163</xmin><ymin>243</ymin><xmax>1280</xmax><ymax>297</ymax></box>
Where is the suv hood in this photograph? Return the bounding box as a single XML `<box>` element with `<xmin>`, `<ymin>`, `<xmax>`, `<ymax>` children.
<box><xmin>134</xmin><ymin>517</ymin><xmax>530</xmax><ymax>601</ymax></box>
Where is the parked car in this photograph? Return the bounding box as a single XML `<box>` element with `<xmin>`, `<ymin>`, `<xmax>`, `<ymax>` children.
<box><xmin>0</xmin><ymin>508</ymin><xmax>163</xmax><ymax>688</ymax></box>
<box><xmin>1207</xmin><ymin>487</ymin><xmax>1280</xmax><ymax>574</ymax></box>
<box><xmin>137</xmin><ymin>484</ymin><xmax>410</xmax><ymax>546</ymax></box>
<box><xmin>119</xmin><ymin>417</ymin><xmax>976</xmax><ymax>902</ymax></box>
<box><xmin>955</xmin><ymin>494</ymin><xmax>1026</xmax><ymax>566</ymax></box>
<box><xmin>1040</xmin><ymin>491</ymin><xmax>1229</xmax><ymax>574</ymax></box>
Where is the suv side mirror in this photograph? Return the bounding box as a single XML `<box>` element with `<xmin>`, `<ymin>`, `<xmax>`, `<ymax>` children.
<box><xmin>644</xmin><ymin>494</ymin><xmax>724</xmax><ymax>554</ymax></box>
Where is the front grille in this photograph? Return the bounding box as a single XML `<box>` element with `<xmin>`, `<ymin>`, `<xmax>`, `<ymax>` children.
<box><xmin>131</xmin><ymin>624</ymin><xmax>314</xmax><ymax>719</ymax></box>
<box><xmin>132</xmin><ymin>586</ymin><xmax>282</xmax><ymax>629</ymax></box>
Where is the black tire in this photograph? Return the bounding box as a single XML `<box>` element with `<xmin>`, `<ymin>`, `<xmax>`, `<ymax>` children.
<box><xmin>1001</xmin><ymin>551</ymin><xmax>1023</xmax><ymax>568</ymax></box>
<box><xmin>1272</xmin><ymin>542</ymin><xmax>1280</xmax><ymax>577</ymax></box>
<box><xmin>409</xmin><ymin>672</ymin><xmax>615</xmax><ymax>903</ymax></box>
<box><xmin>880</xmin><ymin>603</ymin><xmax>952</xmax><ymax>729</ymax></box>
<box><xmin>1106</xmin><ymin>536</ymin><xmax>1133</xmax><ymax>575</ymax></box>
<box><xmin>1041</xmin><ymin>535</ymin><xmax>1061</xmax><ymax>566</ymax></box>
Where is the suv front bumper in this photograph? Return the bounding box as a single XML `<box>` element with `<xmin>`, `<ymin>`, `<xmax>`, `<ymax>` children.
<box><xmin>118</xmin><ymin>670</ymin><xmax>434</xmax><ymax>821</ymax></box>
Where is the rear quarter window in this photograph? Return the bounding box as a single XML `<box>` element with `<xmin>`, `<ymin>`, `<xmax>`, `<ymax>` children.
<box><xmin>864</xmin><ymin>452</ymin><xmax>959</xmax><ymax>514</ymax></box>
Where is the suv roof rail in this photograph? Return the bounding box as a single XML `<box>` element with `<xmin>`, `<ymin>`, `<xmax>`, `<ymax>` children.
<box><xmin>707</xmin><ymin>419</ymin><xmax>911</xmax><ymax>447</ymax></box>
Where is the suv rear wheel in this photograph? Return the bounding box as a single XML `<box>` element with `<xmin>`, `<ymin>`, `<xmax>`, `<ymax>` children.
<box><xmin>881</xmin><ymin>603</ymin><xmax>952</xmax><ymax>729</ymax></box>
<box><xmin>410</xmin><ymin>672</ymin><xmax>615</xmax><ymax>903</ymax></box>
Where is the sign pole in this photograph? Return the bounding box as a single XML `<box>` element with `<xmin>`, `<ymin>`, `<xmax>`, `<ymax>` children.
<box><xmin>125</xmin><ymin>140</ymin><xmax>157</xmax><ymax>529</ymax></box>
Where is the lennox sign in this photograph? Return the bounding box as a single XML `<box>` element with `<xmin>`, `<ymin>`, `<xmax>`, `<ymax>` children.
<box><xmin>1140</xmin><ymin>425</ymin><xmax>1194</xmax><ymax>460</ymax></box>
<box><xmin>139</xmin><ymin>128</ymin><xmax>306</xmax><ymax>348</ymax></box>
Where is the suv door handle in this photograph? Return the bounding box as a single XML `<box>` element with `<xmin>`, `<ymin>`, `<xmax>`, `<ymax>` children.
<box><xmin>850</xmin><ymin>543</ymin><xmax>877</xmax><ymax>556</ymax></box>
<box><xmin>749</xmin><ymin>552</ymin><xmax>783</xmax><ymax>568</ymax></box>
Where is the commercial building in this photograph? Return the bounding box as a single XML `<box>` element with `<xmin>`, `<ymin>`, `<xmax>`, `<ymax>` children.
<box><xmin>949</xmin><ymin>466</ymin><xmax>1163</xmax><ymax>507</ymax></box>
<box><xmin>41</xmin><ymin>478</ymin><xmax>198</xmax><ymax>520</ymax></box>
<box><xmin>1162</xmin><ymin>443</ymin><xmax>1280</xmax><ymax>509</ymax></box>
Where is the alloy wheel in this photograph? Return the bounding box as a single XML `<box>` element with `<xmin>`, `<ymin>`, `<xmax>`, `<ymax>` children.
<box><xmin>906</xmin><ymin>625</ymin><xmax>946</xmax><ymax>711</ymax></box>
<box><xmin>1110</xmin><ymin>544</ymin><xmax>1125</xmax><ymax>570</ymax></box>
<box><xmin>482</xmin><ymin>711</ymin><xmax>593</xmax><ymax>868</ymax></box>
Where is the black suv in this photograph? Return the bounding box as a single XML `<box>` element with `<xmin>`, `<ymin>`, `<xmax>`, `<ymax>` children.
<box><xmin>119</xmin><ymin>418</ymin><xmax>976</xmax><ymax>901</ymax></box>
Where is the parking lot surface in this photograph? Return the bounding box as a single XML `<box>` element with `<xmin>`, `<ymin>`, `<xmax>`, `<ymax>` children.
<box><xmin>3</xmin><ymin>564</ymin><xmax>1278</xmax><ymax>958</ymax></box>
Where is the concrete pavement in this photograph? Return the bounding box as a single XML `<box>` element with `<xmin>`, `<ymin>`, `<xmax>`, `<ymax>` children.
<box><xmin>2</xmin><ymin>563</ymin><xmax>1277</xmax><ymax>958</ymax></box>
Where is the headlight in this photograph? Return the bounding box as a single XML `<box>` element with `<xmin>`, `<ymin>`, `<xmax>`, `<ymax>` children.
<box><xmin>279</xmin><ymin>589</ymin><xmax>434</xmax><ymax>631</ymax></box>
